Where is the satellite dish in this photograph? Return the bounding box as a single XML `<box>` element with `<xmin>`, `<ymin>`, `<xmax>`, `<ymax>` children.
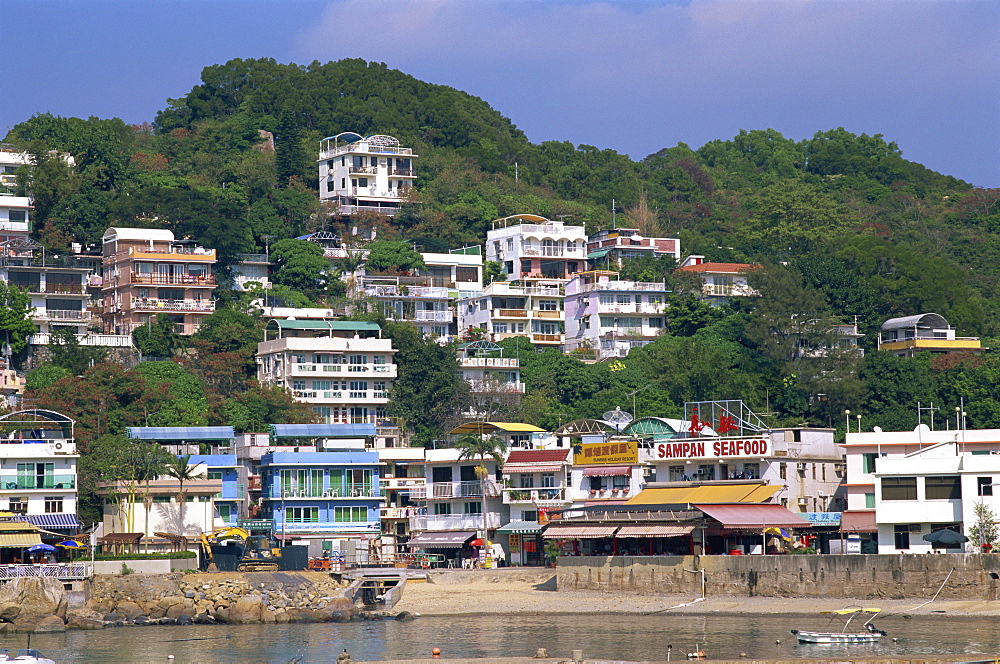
<box><xmin>913</xmin><ymin>424</ymin><xmax>930</xmax><ymax>434</ymax></box>
<box><xmin>602</xmin><ymin>407</ymin><xmax>634</xmax><ymax>432</ymax></box>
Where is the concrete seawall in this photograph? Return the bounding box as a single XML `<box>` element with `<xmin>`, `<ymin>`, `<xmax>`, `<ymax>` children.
<box><xmin>556</xmin><ymin>554</ymin><xmax>1000</xmax><ymax>599</ymax></box>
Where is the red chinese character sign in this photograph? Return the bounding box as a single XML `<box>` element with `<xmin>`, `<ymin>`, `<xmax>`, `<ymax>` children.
<box><xmin>717</xmin><ymin>415</ymin><xmax>738</xmax><ymax>436</ymax></box>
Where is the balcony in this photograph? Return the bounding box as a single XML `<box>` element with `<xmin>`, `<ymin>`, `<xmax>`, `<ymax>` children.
<box><xmin>380</xmin><ymin>477</ymin><xmax>427</xmax><ymax>491</ymax></box>
<box><xmin>531</xmin><ymin>334</ymin><xmax>564</xmax><ymax>344</ymax></box>
<box><xmin>380</xmin><ymin>506</ymin><xmax>425</xmax><ymax>519</ymax></box>
<box><xmin>534</xmin><ymin>310</ymin><xmax>562</xmax><ymax>319</ymax></box>
<box><xmin>27</xmin><ymin>333</ymin><xmax>132</xmax><ymax>348</ymax></box>
<box><xmin>467</xmin><ymin>379</ymin><xmax>525</xmax><ymax>394</ymax></box>
<box><xmin>496</xmin><ymin>309</ymin><xmax>528</xmax><ymax>318</ymax></box>
<box><xmin>502</xmin><ymin>487</ymin><xmax>568</xmax><ymax>505</ymax></box>
<box><xmin>459</xmin><ymin>357</ymin><xmax>519</xmax><ymax>368</ymax></box>
<box><xmin>389</xmin><ymin>168</ymin><xmax>415</xmax><ymax>177</ymax></box>
<box><xmin>520</xmin><ymin>246</ymin><xmax>586</xmax><ymax>258</ymax></box>
<box><xmin>128</xmin><ymin>273</ymin><xmax>217</xmax><ymax>286</ymax></box>
<box><xmin>410</xmin><ymin>512</ymin><xmax>500</xmax><ymax>532</ymax></box>
<box><xmin>22</xmin><ymin>284</ymin><xmax>87</xmax><ymax>295</ymax></box>
<box><xmin>409</xmin><ymin>480</ymin><xmax>501</xmax><ymax>500</ymax></box>
<box><xmin>0</xmin><ymin>475</ymin><xmax>76</xmax><ymax>490</ymax></box>
<box><xmin>267</xmin><ymin>483</ymin><xmax>380</xmax><ymax>499</ymax></box>
<box><xmin>110</xmin><ymin>247</ymin><xmax>216</xmax><ymax>262</ymax></box>
<box><xmin>215</xmin><ymin>483</ymin><xmax>247</xmax><ymax>501</ymax></box>
<box><xmin>37</xmin><ymin>310</ymin><xmax>90</xmax><ymax>322</ymax></box>
<box><xmin>412</xmin><ymin>310</ymin><xmax>452</xmax><ymax>322</ymax></box>
<box><xmin>131</xmin><ymin>298</ymin><xmax>216</xmax><ymax>312</ymax></box>
<box><xmin>289</xmin><ymin>363</ymin><xmax>396</xmax><ymax>376</ymax></box>
<box><xmin>348</xmin><ymin>165</ymin><xmax>378</xmax><ymax>175</ymax></box>
<box><xmin>596</xmin><ymin>303</ymin><xmax>665</xmax><ymax>315</ymax></box>
<box><xmin>580</xmin><ymin>281</ymin><xmax>666</xmax><ymax>293</ymax></box>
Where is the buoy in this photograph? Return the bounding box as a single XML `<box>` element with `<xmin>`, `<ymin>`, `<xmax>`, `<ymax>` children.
<box><xmin>775</xmin><ymin>639</ymin><xmax>781</xmax><ymax>644</ymax></box>
<box><xmin>432</xmin><ymin>647</ymin><xmax>441</xmax><ymax>659</ymax></box>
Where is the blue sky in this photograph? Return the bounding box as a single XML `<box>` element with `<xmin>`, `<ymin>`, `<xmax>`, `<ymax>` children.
<box><xmin>6</xmin><ymin>0</ymin><xmax>999</xmax><ymax>186</ymax></box>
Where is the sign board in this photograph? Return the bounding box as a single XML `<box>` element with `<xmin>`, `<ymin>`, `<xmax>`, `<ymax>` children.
<box><xmin>804</xmin><ymin>512</ymin><xmax>841</xmax><ymax>526</ymax></box>
<box><xmin>239</xmin><ymin>519</ymin><xmax>275</xmax><ymax>532</ymax></box>
<box><xmin>574</xmin><ymin>440</ymin><xmax>639</xmax><ymax>466</ymax></box>
<box><xmin>654</xmin><ymin>438</ymin><xmax>770</xmax><ymax>461</ymax></box>
<box><xmin>846</xmin><ymin>534</ymin><xmax>862</xmax><ymax>554</ymax></box>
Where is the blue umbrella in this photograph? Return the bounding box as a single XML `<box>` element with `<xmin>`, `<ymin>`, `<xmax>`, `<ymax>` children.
<box><xmin>27</xmin><ymin>543</ymin><xmax>57</xmax><ymax>553</ymax></box>
<box><xmin>57</xmin><ymin>540</ymin><xmax>86</xmax><ymax>548</ymax></box>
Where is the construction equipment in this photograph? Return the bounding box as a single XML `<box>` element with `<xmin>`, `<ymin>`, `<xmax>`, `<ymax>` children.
<box><xmin>200</xmin><ymin>527</ymin><xmax>282</xmax><ymax>572</ymax></box>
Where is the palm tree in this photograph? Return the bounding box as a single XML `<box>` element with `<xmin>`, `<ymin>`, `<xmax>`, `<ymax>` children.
<box><xmin>333</xmin><ymin>250</ymin><xmax>366</xmax><ymax>298</ymax></box>
<box><xmin>164</xmin><ymin>454</ymin><xmax>206</xmax><ymax>536</ymax></box>
<box><xmin>136</xmin><ymin>443</ymin><xmax>172</xmax><ymax>548</ymax></box>
<box><xmin>455</xmin><ymin>434</ymin><xmax>507</xmax><ymax>540</ymax></box>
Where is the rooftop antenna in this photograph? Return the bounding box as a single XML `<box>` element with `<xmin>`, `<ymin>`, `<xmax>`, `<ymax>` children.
<box><xmin>602</xmin><ymin>407</ymin><xmax>633</xmax><ymax>434</ymax></box>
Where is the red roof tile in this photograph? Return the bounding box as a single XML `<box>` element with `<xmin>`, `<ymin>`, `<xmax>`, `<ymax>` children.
<box><xmin>677</xmin><ymin>262</ymin><xmax>760</xmax><ymax>274</ymax></box>
<box><xmin>506</xmin><ymin>449</ymin><xmax>570</xmax><ymax>464</ymax></box>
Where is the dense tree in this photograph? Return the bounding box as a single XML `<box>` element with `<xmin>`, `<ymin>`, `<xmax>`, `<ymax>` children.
<box><xmin>0</xmin><ymin>283</ymin><xmax>36</xmax><ymax>360</ymax></box>
<box><xmin>364</xmin><ymin>240</ymin><xmax>426</xmax><ymax>274</ymax></box>
<box><xmin>269</xmin><ymin>238</ymin><xmax>328</xmax><ymax>293</ymax></box>
<box><xmin>133</xmin><ymin>314</ymin><xmax>187</xmax><ymax>357</ymax></box>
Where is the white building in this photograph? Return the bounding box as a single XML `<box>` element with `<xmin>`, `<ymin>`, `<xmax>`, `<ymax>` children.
<box><xmin>97</xmin><ymin>470</ymin><xmax>223</xmax><ymax>538</ymax></box>
<box><xmin>586</xmin><ymin>227</ymin><xmax>680</xmax><ymax>267</ymax></box>
<box><xmin>486</xmin><ymin>214</ymin><xmax>588</xmax><ymax>283</ymax></box>
<box><xmin>498</xmin><ymin>448</ymin><xmax>573</xmax><ymax>566</ymax></box>
<box><xmin>563</xmin><ymin>270</ymin><xmax>669</xmax><ymax>358</ymax></box>
<box><xmin>0</xmin><ymin>410</ymin><xmax>80</xmax><ymax>532</ymax></box>
<box><xmin>676</xmin><ymin>256</ymin><xmax>759</xmax><ymax>300</ymax></box>
<box><xmin>318</xmin><ymin>133</ymin><xmax>417</xmax><ymax>216</ymax></box>
<box><xmin>256</xmin><ymin>319</ymin><xmax>398</xmax><ymax>425</ymax></box>
<box><xmin>844</xmin><ymin>426</ymin><xmax>1000</xmax><ymax>553</ymax></box>
<box><xmin>232</xmin><ymin>253</ymin><xmax>271</xmax><ymax>292</ymax></box>
<box><xmin>457</xmin><ymin>281</ymin><xmax>566</xmax><ymax>348</ymax></box>
<box><xmin>457</xmin><ymin>340</ymin><xmax>525</xmax><ymax>403</ymax></box>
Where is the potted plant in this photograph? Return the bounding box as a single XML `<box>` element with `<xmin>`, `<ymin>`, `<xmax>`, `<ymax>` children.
<box><xmin>543</xmin><ymin>540</ymin><xmax>560</xmax><ymax>568</ymax></box>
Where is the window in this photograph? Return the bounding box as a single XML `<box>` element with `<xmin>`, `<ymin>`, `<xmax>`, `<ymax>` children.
<box><xmin>373</xmin><ymin>381</ymin><xmax>386</xmax><ymax>391</ymax></box>
<box><xmin>612</xmin><ymin>475</ymin><xmax>629</xmax><ymax>490</ymax></box>
<box><xmin>456</xmin><ymin>267</ymin><xmax>478</xmax><ymax>282</ymax></box>
<box><xmin>539</xmin><ymin>300</ymin><xmax>558</xmax><ymax>311</ymax></box>
<box><xmin>44</xmin><ymin>496</ymin><xmax>63</xmax><ymax>513</ymax></box>
<box><xmin>893</xmin><ymin>524</ymin><xmax>912</xmax><ymax>550</ymax></box>
<box><xmin>521</xmin><ymin>260</ymin><xmax>532</xmax><ymax>275</ymax></box>
<box><xmin>649</xmin><ymin>317</ymin><xmax>664</xmax><ymax>328</ymax></box>
<box><xmin>154</xmin><ymin>495</ymin><xmax>171</xmax><ymax>504</ymax></box>
<box><xmin>312</xmin><ymin>380</ymin><xmax>331</xmax><ymax>391</ymax></box>
<box><xmin>357</xmin><ymin>178</ymin><xmax>368</xmax><ymax>187</ymax></box>
<box><xmin>882</xmin><ymin>477</ymin><xmax>918</xmax><ymax>501</ymax></box>
<box><xmin>743</xmin><ymin>463</ymin><xmax>759</xmax><ymax>479</ymax></box>
<box><xmin>779</xmin><ymin>463</ymin><xmax>786</xmax><ymax>480</ymax></box>
<box><xmin>493</xmin><ymin>322</ymin><xmax>508</xmax><ymax>334</ymax></box>
<box><xmin>292</xmin><ymin>380</ymin><xmax>306</xmax><ymax>391</ymax></box>
<box><xmin>7</xmin><ymin>497</ymin><xmax>26</xmax><ymax>512</ymax></box>
<box><xmin>286</xmin><ymin>507</ymin><xmax>319</xmax><ymax>523</ymax></box>
<box><xmin>8</xmin><ymin>210</ymin><xmax>27</xmax><ymax>223</ymax></box>
<box><xmin>17</xmin><ymin>462</ymin><xmax>53</xmax><ymax>489</ymax></box>
<box><xmin>589</xmin><ymin>476</ymin><xmax>606</xmax><ymax>491</ymax></box>
<box><xmin>464</xmin><ymin>501</ymin><xmax>482</xmax><ymax>514</ymax></box>
<box><xmin>519</xmin><ymin>474</ymin><xmax>534</xmax><ymax>488</ymax></box>
<box><xmin>541</xmin><ymin>473</ymin><xmax>555</xmax><ymax>488</ymax></box>
<box><xmin>925</xmin><ymin>476</ymin><xmax>961</xmax><ymax>500</ymax></box>
<box><xmin>522</xmin><ymin>510</ymin><xmax>538</xmax><ymax>522</ymax></box>
<box><xmin>978</xmin><ymin>477</ymin><xmax>995</xmax><ymax>496</ymax></box>
<box><xmin>648</xmin><ymin>295</ymin><xmax>663</xmax><ymax>306</ymax></box>
<box><xmin>669</xmin><ymin>465</ymin><xmax>685</xmax><ymax>481</ymax></box>
<box><xmin>865</xmin><ymin>492</ymin><xmax>875</xmax><ymax>508</ymax></box>
<box><xmin>862</xmin><ymin>453</ymin><xmax>878</xmax><ymax>474</ymax></box>
<box><xmin>207</xmin><ymin>471</ymin><xmax>223</xmax><ymax>480</ymax></box>
<box><xmin>698</xmin><ymin>465</ymin><xmax>715</xmax><ymax>480</ymax></box>
<box><xmin>433</xmin><ymin>503</ymin><xmax>452</xmax><ymax>515</ymax></box>
<box><xmin>349</xmin><ymin>381</ymin><xmax>368</xmax><ymax>392</ymax></box>
<box><xmin>599</xmin><ymin>294</ymin><xmax>614</xmax><ymax>305</ymax></box>
<box><xmin>334</xmin><ymin>506</ymin><xmax>366</xmax><ymax>522</ymax></box>
<box><xmin>616</xmin><ymin>294</ymin><xmax>631</xmax><ymax>305</ymax></box>
<box><xmin>217</xmin><ymin>504</ymin><xmax>232</xmax><ymax>522</ymax></box>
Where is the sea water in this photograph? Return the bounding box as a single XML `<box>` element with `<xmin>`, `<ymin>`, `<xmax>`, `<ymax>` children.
<box><xmin>7</xmin><ymin>613</ymin><xmax>999</xmax><ymax>663</ymax></box>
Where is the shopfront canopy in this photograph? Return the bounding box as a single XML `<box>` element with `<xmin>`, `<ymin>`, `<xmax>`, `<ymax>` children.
<box><xmin>407</xmin><ymin>531</ymin><xmax>477</xmax><ymax>549</ymax></box>
<box><xmin>840</xmin><ymin>510</ymin><xmax>878</xmax><ymax>533</ymax></box>
<box><xmin>696</xmin><ymin>503</ymin><xmax>811</xmax><ymax>530</ymax></box>
<box><xmin>627</xmin><ymin>483</ymin><xmax>780</xmax><ymax>506</ymax></box>
<box><xmin>615</xmin><ymin>525</ymin><xmax>694</xmax><ymax>538</ymax></box>
<box><xmin>582</xmin><ymin>466</ymin><xmax>632</xmax><ymax>477</ymax></box>
<box><xmin>496</xmin><ymin>521</ymin><xmax>543</xmax><ymax>535</ymax></box>
<box><xmin>0</xmin><ymin>533</ymin><xmax>42</xmax><ymax>548</ymax></box>
<box><xmin>543</xmin><ymin>525</ymin><xmax>618</xmax><ymax>539</ymax></box>
<box><xmin>449</xmin><ymin>422</ymin><xmax>545</xmax><ymax>435</ymax></box>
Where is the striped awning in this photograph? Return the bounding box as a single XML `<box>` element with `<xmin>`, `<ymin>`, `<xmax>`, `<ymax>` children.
<box><xmin>503</xmin><ymin>465</ymin><xmax>562</xmax><ymax>474</ymax></box>
<box><xmin>496</xmin><ymin>520</ymin><xmax>543</xmax><ymax>535</ymax></box>
<box><xmin>582</xmin><ymin>466</ymin><xmax>632</xmax><ymax>477</ymax></box>
<box><xmin>616</xmin><ymin>525</ymin><xmax>693</xmax><ymax>538</ymax></box>
<box><xmin>543</xmin><ymin>525</ymin><xmax>617</xmax><ymax>539</ymax></box>
<box><xmin>23</xmin><ymin>514</ymin><xmax>81</xmax><ymax>529</ymax></box>
<box><xmin>0</xmin><ymin>533</ymin><xmax>42</xmax><ymax>548</ymax></box>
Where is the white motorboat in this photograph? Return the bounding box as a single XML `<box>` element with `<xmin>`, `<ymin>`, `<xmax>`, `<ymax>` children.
<box><xmin>791</xmin><ymin>607</ymin><xmax>886</xmax><ymax>644</ymax></box>
<box><xmin>0</xmin><ymin>649</ymin><xmax>55</xmax><ymax>664</ymax></box>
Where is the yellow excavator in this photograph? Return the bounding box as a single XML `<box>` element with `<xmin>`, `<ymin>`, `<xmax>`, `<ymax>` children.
<box><xmin>200</xmin><ymin>527</ymin><xmax>282</xmax><ymax>572</ymax></box>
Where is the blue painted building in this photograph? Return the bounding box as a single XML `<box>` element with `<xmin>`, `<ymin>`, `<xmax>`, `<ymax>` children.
<box><xmin>260</xmin><ymin>451</ymin><xmax>383</xmax><ymax>544</ymax></box>
<box><xmin>188</xmin><ymin>454</ymin><xmax>245</xmax><ymax>527</ymax></box>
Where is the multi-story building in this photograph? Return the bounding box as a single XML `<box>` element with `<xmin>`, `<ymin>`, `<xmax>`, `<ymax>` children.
<box><xmin>0</xmin><ymin>409</ymin><xmax>80</xmax><ymax>531</ymax></box>
<box><xmin>870</xmin><ymin>438</ymin><xmax>1000</xmax><ymax>554</ymax></box>
<box><xmin>586</xmin><ymin>227</ymin><xmax>680</xmax><ymax>268</ymax></box>
<box><xmin>843</xmin><ymin>425</ymin><xmax>1000</xmax><ymax>553</ymax></box>
<box><xmin>563</xmin><ymin>270</ymin><xmax>668</xmax><ymax>358</ymax></box>
<box><xmin>377</xmin><ymin>446</ymin><xmax>426</xmax><ymax>561</ymax></box>
<box><xmin>232</xmin><ymin>253</ymin><xmax>271</xmax><ymax>292</ymax></box>
<box><xmin>256</xmin><ymin>320</ymin><xmax>398</xmax><ymax>425</ymax></box>
<box><xmin>676</xmin><ymin>256</ymin><xmax>759</xmax><ymax>300</ymax></box>
<box><xmin>498</xmin><ymin>449</ymin><xmax>572</xmax><ymax>566</ymax></box>
<box><xmin>101</xmin><ymin>227</ymin><xmax>217</xmax><ymax>335</ymax></box>
<box><xmin>0</xmin><ymin>147</ymin><xmax>32</xmax><ymax>245</ymax></box>
<box><xmin>407</xmin><ymin>449</ymin><xmax>506</xmax><ymax>561</ymax></box>
<box><xmin>126</xmin><ymin>425</ymin><xmax>236</xmax><ymax>456</ymax></box>
<box><xmin>0</xmin><ymin>239</ymin><xmax>94</xmax><ymax>335</ymax></box>
<box><xmin>486</xmin><ymin>214</ymin><xmax>588</xmax><ymax>283</ymax></box>
<box><xmin>318</xmin><ymin>133</ymin><xmax>417</xmax><ymax>216</ymax></box>
<box><xmin>97</xmin><ymin>471</ymin><xmax>223</xmax><ymax>539</ymax></box>
<box><xmin>0</xmin><ymin>146</ymin><xmax>30</xmax><ymax>192</ymax></box>
<box><xmin>259</xmin><ymin>449</ymin><xmax>383</xmax><ymax>550</ymax></box>
<box><xmin>877</xmin><ymin>313</ymin><xmax>985</xmax><ymax>357</ymax></box>
<box><xmin>188</xmin><ymin>454</ymin><xmax>248</xmax><ymax>528</ymax></box>
<box><xmin>457</xmin><ymin>281</ymin><xmax>566</xmax><ymax>348</ymax></box>
<box><xmin>457</xmin><ymin>341</ymin><xmax>524</xmax><ymax>417</ymax></box>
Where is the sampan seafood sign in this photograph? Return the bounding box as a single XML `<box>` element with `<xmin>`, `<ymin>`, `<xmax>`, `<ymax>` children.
<box><xmin>574</xmin><ymin>440</ymin><xmax>639</xmax><ymax>465</ymax></box>
<box><xmin>656</xmin><ymin>438</ymin><xmax>770</xmax><ymax>460</ymax></box>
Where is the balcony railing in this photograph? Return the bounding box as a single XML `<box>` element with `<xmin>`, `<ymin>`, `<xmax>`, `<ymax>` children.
<box><xmin>520</xmin><ymin>246</ymin><xmax>586</xmax><ymax>258</ymax></box>
<box><xmin>380</xmin><ymin>477</ymin><xmax>427</xmax><ymax>491</ymax></box>
<box><xmin>502</xmin><ymin>487</ymin><xmax>568</xmax><ymax>504</ymax></box>
<box><xmin>459</xmin><ymin>357</ymin><xmax>519</xmax><ymax>368</ymax></box>
<box><xmin>38</xmin><ymin>310</ymin><xmax>90</xmax><ymax>321</ymax></box>
<box><xmin>409</xmin><ymin>480</ymin><xmax>498</xmax><ymax>500</ymax></box>
<box><xmin>467</xmin><ymin>379</ymin><xmax>525</xmax><ymax>394</ymax></box>
<box><xmin>380</xmin><ymin>506</ymin><xmax>425</xmax><ymax>519</ymax></box>
<box><xmin>410</xmin><ymin>512</ymin><xmax>500</xmax><ymax>531</ymax></box>
<box><xmin>27</xmin><ymin>333</ymin><xmax>132</xmax><ymax>347</ymax></box>
<box><xmin>20</xmin><ymin>284</ymin><xmax>86</xmax><ymax>294</ymax></box>
<box><xmin>389</xmin><ymin>168</ymin><xmax>415</xmax><ymax>177</ymax></box>
<box><xmin>580</xmin><ymin>281</ymin><xmax>665</xmax><ymax>293</ymax></box>
<box><xmin>496</xmin><ymin>309</ymin><xmax>528</xmax><ymax>317</ymax></box>
<box><xmin>289</xmin><ymin>363</ymin><xmax>396</xmax><ymax>376</ymax></box>
<box><xmin>597</xmin><ymin>304</ymin><xmax>665</xmax><ymax>314</ymax></box>
<box><xmin>131</xmin><ymin>298</ymin><xmax>216</xmax><ymax>312</ymax></box>
<box><xmin>268</xmin><ymin>483</ymin><xmax>379</xmax><ymax>499</ymax></box>
<box><xmin>215</xmin><ymin>483</ymin><xmax>247</xmax><ymax>501</ymax></box>
<box><xmin>0</xmin><ymin>475</ymin><xmax>76</xmax><ymax>490</ymax></box>
<box><xmin>128</xmin><ymin>273</ymin><xmax>216</xmax><ymax>286</ymax></box>
<box><xmin>531</xmin><ymin>334</ymin><xmax>563</xmax><ymax>343</ymax></box>
<box><xmin>0</xmin><ymin>563</ymin><xmax>92</xmax><ymax>580</ymax></box>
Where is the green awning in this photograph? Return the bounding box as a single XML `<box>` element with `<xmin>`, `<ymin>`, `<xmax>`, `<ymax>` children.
<box><xmin>587</xmin><ymin>248</ymin><xmax>612</xmax><ymax>260</ymax></box>
<box><xmin>496</xmin><ymin>520</ymin><xmax>542</xmax><ymax>535</ymax></box>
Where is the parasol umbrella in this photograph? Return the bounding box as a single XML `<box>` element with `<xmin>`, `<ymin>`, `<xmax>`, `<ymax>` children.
<box><xmin>27</xmin><ymin>543</ymin><xmax>57</xmax><ymax>553</ymax></box>
<box><xmin>923</xmin><ymin>529</ymin><xmax>969</xmax><ymax>545</ymax></box>
<box><xmin>57</xmin><ymin>540</ymin><xmax>87</xmax><ymax>548</ymax></box>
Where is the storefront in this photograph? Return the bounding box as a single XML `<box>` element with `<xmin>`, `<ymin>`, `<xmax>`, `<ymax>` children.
<box><xmin>836</xmin><ymin>510</ymin><xmax>879</xmax><ymax>554</ymax></box>
<box><xmin>406</xmin><ymin>530</ymin><xmax>476</xmax><ymax>567</ymax></box>
<box><xmin>542</xmin><ymin>524</ymin><xmax>618</xmax><ymax>556</ymax></box>
<box><xmin>496</xmin><ymin>520</ymin><xmax>543</xmax><ymax>566</ymax></box>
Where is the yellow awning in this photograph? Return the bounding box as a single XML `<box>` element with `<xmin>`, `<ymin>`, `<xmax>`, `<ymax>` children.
<box><xmin>0</xmin><ymin>522</ymin><xmax>39</xmax><ymax>532</ymax></box>
<box><xmin>0</xmin><ymin>533</ymin><xmax>42</xmax><ymax>548</ymax></box>
<box><xmin>449</xmin><ymin>421</ymin><xmax>545</xmax><ymax>435</ymax></box>
<box><xmin>625</xmin><ymin>483</ymin><xmax>781</xmax><ymax>506</ymax></box>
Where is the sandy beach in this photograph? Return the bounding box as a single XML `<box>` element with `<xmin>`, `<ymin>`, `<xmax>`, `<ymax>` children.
<box><xmin>390</xmin><ymin>569</ymin><xmax>1000</xmax><ymax>618</ymax></box>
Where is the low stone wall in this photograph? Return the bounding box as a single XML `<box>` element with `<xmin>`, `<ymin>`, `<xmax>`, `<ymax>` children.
<box><xmin>92</xmin><ymin>558</ymin><xmax>196</xmax><ymax>575</ymax></box>
<box><xmin>556</xmin><ymin>554</ymin><xmax>1000</xmax><ymax>599</ymax></box>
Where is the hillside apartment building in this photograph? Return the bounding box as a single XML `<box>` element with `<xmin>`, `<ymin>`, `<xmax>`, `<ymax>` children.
<box><xmin>318</xmin><ymin>133</ymin><xmax>416</xmax><ymax>216</ymax></box>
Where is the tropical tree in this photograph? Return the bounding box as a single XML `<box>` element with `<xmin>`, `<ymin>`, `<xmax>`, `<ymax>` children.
<box><xmin>164</xmin><ymin>454</ymin><xmax>206</xmax><ymax>535</ymax></box>
<box><xmin>455</xmin><ymin>433</ymin><xmax>507</xmax><ymax>538</ymax></box>
<box><xmin>969</xmin><ymin>501</ymin><xmax>999</xmax><ymax>552</ymax></box>
<box><xmin>0</xmin><ymin>282</ymin><xmax>36</xmax><ymax>362</ymax></box>
<box><xmin>135</xmin><ymin>443</ymin><xmax>173</xmax><ymax>543</ymax></box>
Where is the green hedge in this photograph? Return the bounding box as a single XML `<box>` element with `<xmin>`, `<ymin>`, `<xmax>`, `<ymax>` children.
<box><xmin>93</xmin><ymin>551</ymin><xmax>197</xmax><ymax>561</ymax></box>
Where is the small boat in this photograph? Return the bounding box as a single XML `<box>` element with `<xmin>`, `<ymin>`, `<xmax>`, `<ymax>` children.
<box><xmin>791</xmin><ymin>607</ymin><xmax>886</xmax><ymax>644</ymax></box>
<box><xmin>0</xmin><ymin>649</ymin><xmax>56</xmax><ymax>664</ymax></box>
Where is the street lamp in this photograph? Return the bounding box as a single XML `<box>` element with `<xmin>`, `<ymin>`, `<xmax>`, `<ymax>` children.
<box><xmin>844</xmin><ymin>410</ymin><xmax>851</xmax><ymax>436</ymax></box>
<box><xmin>856</xmin><ymin>413</ymin><xmax>862</xmax><ymax>434</ymax></box>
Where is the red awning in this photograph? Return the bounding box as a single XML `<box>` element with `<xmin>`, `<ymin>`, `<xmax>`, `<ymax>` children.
<box><xmin>695</xmin><ymin>503</ymin><xmax>811</xmax><ymax>529</ymax></box>
<box><xmin>582</xmin><ymin>466</ymin><xmax>632</xmax><ymax>477</ymax></box>
<box><xmin>840</xmin><ymin>510</ymin><xmax>878</xmax><ymax>533</ymax></box>
<box><xmin>543</xmin><ymin>525</ymin><xmax>618</xmax><ymax>539</ymax></box>
<box><xmin>502</xmin><ymin>464</ymin><xmax>562</xmax><ymax>474</ymax></box>
<box><xmin>616</xmin><ymin>525</ymin><xmax>694</xmax><ymax>538</ymax></box>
